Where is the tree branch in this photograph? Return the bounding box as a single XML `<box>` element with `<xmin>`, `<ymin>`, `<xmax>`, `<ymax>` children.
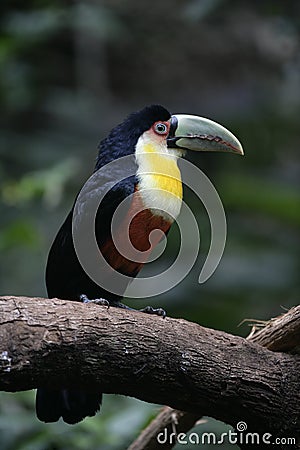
<box><xmin>0</xmin><ymin>296</ymin><xmax>299</xmax><ymax>445</ymax></box>
<box><xmin>127</xmin><ymin>407</ymin><xmax>202</xmax><ymax>450</ymax></box>
<box><xmin>247</xmin><ymin>305</ymin><xmax>300</xmax><ymax>352</ymax></box>
<box><xmin>129</xmin><ymin>306</ymin><xmax>300</xmax><ymax>450</ymax></box>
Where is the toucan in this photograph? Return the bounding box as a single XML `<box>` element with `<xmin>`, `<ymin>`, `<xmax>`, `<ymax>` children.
<box><xmin>36</xmin><ymin>104</ymin><xmax>243</xmax><ymax>424</ymax></box>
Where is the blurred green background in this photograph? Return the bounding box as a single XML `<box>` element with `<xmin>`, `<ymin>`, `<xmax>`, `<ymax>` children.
<box><xmin>0</xmin><ymin>0</ymin><xmax>299</xmax><ymax>449</ymax></box>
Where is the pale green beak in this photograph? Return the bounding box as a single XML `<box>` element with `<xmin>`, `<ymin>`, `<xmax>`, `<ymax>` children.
<box><xmin>167</xmin><ymin>114</ymin><xmax>244</xmax><ymax>155</ymax></box>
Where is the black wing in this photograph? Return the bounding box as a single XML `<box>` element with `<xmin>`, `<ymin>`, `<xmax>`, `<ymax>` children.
<box><xmin>46</xmin><ymin>171</ymin><xmax>136</xmax><ymax>302</ymax></box>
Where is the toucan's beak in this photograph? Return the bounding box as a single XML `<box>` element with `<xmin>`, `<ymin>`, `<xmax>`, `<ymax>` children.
<box><xmin>167</xmin><ymin>114</ymin><xmax>244</xmax><ymax>155</ymax></box>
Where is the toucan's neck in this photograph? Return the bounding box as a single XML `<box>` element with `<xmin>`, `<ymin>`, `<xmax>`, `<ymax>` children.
<box><xmin>134</xmin><ymin>133</ymin><xmax>183</xmax><ymax>221</ymax></box>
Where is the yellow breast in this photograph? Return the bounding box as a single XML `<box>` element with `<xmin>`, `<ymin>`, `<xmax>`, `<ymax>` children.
<box><xmin>141</xmin><ymin>143</ymin><xmax>182</xmax><ymax>198</ymax></box>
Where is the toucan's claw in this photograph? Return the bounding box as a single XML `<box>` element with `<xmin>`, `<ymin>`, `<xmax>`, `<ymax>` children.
<box><xmin>139</xmin><ymin>306</ymin><xmax>167</xmax><ymax>318</ymax></box>
<box><xmin>79</xmin><ymin>294</ymin><xmax>110</xmax><ymax>308</ymax></box>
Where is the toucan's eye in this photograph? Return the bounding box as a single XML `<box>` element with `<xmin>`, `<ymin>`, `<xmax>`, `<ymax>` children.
<box><xmin>154</xmin><ymin>122</ymin><xmax>168</xmax><ymax>135</ymax></box>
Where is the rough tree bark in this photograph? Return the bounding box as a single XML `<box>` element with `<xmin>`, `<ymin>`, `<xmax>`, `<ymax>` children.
<box><xmin>0</xmin><ymin>296</ymin><xmax>299</xmax><ymax>449</ymax></box>
<box><xmin>129</xmin><ymin>306</ymin><xmax>300</xmax><ymax>450</ymax></box>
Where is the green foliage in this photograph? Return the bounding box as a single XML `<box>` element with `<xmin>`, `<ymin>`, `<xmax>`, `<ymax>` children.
<box><xmin>0</xmin><ymin>219</ymin><xmax>39</xmax><ymax>251</ymax></box>
<box><xmin>221</xmin><ymin>174</ymin><xmax>300</xmax><ymax>226</ymax></box>
<box><xmin>1</xmin><ymin>159</ymin><xmax>79</xmax><ymax>208</ymax></box>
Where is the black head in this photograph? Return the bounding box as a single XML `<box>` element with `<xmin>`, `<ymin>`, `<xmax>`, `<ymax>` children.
<box><xmin>95</xmin><ymin>105</ymin><xmax>171</xmax><ymax>170</ymax></box>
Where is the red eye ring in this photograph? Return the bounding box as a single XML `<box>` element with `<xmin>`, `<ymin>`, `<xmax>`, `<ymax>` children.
<box><xmin>153</xmin><ymin>122</ymin><xmax>169</xmax><ymax>135</ymax></box>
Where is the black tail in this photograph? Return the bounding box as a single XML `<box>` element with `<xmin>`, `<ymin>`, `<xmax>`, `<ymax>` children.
<box><xmin>36</xmin><ymin>388</ymin><xmax>102</xmax><ymax>424</ymax></box>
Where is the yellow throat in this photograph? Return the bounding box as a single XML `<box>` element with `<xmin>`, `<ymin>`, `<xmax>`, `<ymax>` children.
<box><xmin>135</xmin><ymin>139</ymin><xmax>183</xmax><ymax>220</ymax></box>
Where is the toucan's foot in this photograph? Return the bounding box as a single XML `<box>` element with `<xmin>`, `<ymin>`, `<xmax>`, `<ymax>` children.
<box><xmin>113</xmin><ymin>302</ymin><xmax>166</xmax><ymax>318</ymax></box>
<box><xmin>79</xmin><ymin>294</ymin><xmax>110</xmax><ymax>308</ymax></box>
<box><xmin>139</xmin><ymin>306</ymin><xmax>167</xmax><ymax>318</ymax></box>
<box><xmin>79</xmin><ymin>296</ymin><xmax>166</xmax><ymax>318</ymax></box>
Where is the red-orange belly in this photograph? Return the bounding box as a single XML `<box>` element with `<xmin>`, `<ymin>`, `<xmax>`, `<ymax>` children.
<box><xmin>100</xmin><ymin>189</ymin><xmax>172</xmax><ymax>276</ymax></box>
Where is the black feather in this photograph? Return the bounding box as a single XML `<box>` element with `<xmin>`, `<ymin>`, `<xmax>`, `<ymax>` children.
<box><xmin>36</xmin><ymin>388</ymin><xmax>102</xmax><ymax>425</ymax></box>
